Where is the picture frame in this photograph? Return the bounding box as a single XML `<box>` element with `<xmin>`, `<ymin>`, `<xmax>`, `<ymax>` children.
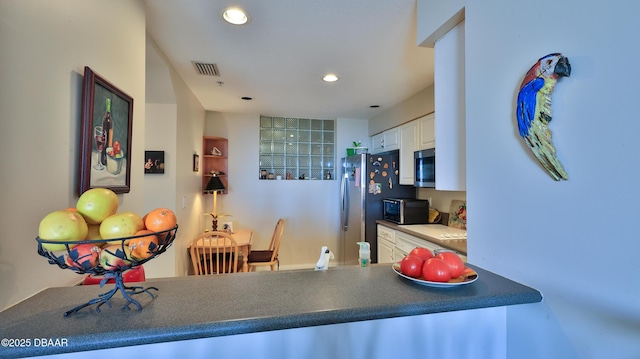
<box><xmin>145</xmin><ymin>151</ymin><xmax>165</xmax><ymax>174</ymax></box>
<box><xmin>193</xmin><ymin>154</ymin><xmax>199</xmax><ymax>172</ymax></box>
<box><xmin>79</xmin><ymin>66</ymin><xmax>133</xmax><ymax>194</ymax></box>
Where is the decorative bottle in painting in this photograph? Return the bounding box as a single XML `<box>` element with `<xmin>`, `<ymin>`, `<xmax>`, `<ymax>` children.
<box><xmin>100</xmin><ymin>98</ymin><xmax>113</xmax><ymax>166</ymax></box>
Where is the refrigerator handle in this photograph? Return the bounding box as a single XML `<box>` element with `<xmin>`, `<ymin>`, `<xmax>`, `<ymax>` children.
<box><xmin>340</xmin><ymin>172</ymin><xmax>349</xmax><ymax>230</ymax></box>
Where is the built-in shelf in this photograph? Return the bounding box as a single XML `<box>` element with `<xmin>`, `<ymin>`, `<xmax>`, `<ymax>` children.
<box><xmin>202</xmin><ymin>136</ymin><xmax>228</xmax><ymax>194</ymax></box>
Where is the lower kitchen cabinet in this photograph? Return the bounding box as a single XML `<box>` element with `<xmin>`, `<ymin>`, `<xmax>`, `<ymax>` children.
<box><xmin>394</xmin><ymin>231</ymin><xmax>444</xmax><ymax>262</ymax></box>
<box><xmin>377</xmin><ymin>225</ymin><xmax>396</xmax><ymax>263</ymax></box>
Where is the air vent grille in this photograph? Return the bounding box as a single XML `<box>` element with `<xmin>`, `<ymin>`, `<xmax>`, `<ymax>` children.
<box><xmin>192</xmin><ymin>61</ymin><xmax>220</xmax><ymax>76</ymax></box>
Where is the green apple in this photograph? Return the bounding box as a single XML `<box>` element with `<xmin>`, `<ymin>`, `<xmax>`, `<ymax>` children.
<box><xmin>76</xmin><ymin>188</ymin><xmax>119</xmax><ymax>225</ymax></box>
<box><xmin>100</xmin><ymin>211</ymin><xmax>144</xmax><ymax>242</ymax></box>
<box><xmin>38</xmin><ymin>210</ymin><xmax>88</xmax><ymax>251</ymax></box>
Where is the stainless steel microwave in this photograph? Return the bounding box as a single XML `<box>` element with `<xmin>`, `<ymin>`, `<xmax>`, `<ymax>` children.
<box><xmin>414</xmin><ymin>148</ymin><xmax>435</xmax><ymax>187</ymax></box>
<box><xmin>383</xmin><ymin>198</ymin><xmax>430</xmax><ymax>225</ymax></box>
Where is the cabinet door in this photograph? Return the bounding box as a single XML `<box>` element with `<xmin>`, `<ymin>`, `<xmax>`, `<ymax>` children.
<box><xmin>395</xmin><ymin>231</ymin><xmax>443</xmax><ymax>256</ymax></box>
<box><xmin>377</xmin><ymin>224</ymin><xmax>395</xmax><ymax>244</ymax></box>
<box><xmin>383</xmin><ymin>127</ymin><xmax>399</xmax><ymax>151</ymax></box>
<box><xmin>418</xmin><ymin>114</ymin><xmax>435</xmax><ymax>150</ymax></box>
<box><xmin>399</xmin><ymin>120</ymin><xmax>418</xmax><ymax>185</ymax></box>
<box><xmin>377</xmin><ymin>238</ymin><xmax>395</xmax><ymax>263</ymax></box>
<box><xmin>371</xmin><ymin>133</ymin><xmax>385</xmax><ymax>154</ymax></box>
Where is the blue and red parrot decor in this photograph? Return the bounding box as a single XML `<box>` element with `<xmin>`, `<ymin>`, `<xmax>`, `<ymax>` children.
<box><xmin>516</xmin><ymin>53</ymin><xmax>571</xmax><ymax>180</ymax></box>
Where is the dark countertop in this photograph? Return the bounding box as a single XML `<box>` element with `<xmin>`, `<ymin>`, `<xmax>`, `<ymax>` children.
<box><xmin>377</xmin><ymin>220</ymin><xmax>467</xmax><ymax>255</ymax></box>
<box><xmin>0</xmin><ymin>264</ymin><xmax>541</xmax><ymax>358</ymax></box>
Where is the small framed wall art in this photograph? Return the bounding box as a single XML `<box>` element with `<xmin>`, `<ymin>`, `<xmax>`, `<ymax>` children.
<box><xmin>144</xmin><ymin>151</ymin><xmax>165</xmax><ymax>174</ymax></box>
<box><xmin>193</xmin><ymin>154</ymin><xmax>199</xmax><ymax>172</ymax></box>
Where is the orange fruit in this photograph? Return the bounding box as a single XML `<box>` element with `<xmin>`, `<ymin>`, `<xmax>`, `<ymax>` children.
<box><xmin>144</xmin><ymin>207</ymin><xmax>177</xmax><ymax>233</ymax></box>
<box><xmin>129</xmin><ymin>230</ymin><xmax>159</xmax><ymax>261</ymax></box>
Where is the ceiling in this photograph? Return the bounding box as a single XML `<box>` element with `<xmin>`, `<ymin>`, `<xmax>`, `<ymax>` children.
<box><xmin>144</xmin><ymin>0</ymin><xmax>434</xmax><ymax>120</ymax></box>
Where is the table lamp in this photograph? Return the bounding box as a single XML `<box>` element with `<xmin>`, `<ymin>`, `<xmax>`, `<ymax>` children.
<box><xmin>205</xmin><ymin>174</ymin><xmax>226</xmax><ymax>231</ymax></box>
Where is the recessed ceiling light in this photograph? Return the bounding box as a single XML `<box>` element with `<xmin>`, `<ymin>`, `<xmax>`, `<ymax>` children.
<box><xmin>323</xmin><ymin>74</ymin><xmax>339</xmax><ymax>82</ymax></box>
<box><xmin>222</xmin><ymin>7</ymin><xmax>249</xmax><ymax>25</ymax></box>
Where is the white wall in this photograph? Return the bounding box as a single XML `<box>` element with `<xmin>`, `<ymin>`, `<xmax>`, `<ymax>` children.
<box><xmin>204</xmin><ymin>113</ymin><xmax>368</xmax><ymax>269</ymax></box>
<box><xmin>145</xmin><ymin>36</ymin><xmax>206</xmax><ymax>278</ymax></box>
<box><xmin>419</xmin><ymin>1</ymin><xmax>640</xmax><ymax>357</ymax></box>
<box><xmin>143</xmin><ymin>103</ymin><xmax>177</xmax><ymax>278</ymax></box>
<box><xmin>368</xmin><ymin>86</ymin><xmax>435</xmax><ymax>136</ymax></box>
<box><xmin>0</xmin><ymin>0</ymin><xmax>147</xmax><ymax>311</ymax></box>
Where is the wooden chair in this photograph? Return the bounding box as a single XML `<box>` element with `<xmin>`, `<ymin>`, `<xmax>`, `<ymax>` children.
<box><xmin>190</xmin><ymin>231</ymin><xmax>239</xmax><ymax>275</ymax></box>
<box><xmin>248</xmin><ymin>219</ymin><xmax>285</xmax><ymax>271</ymax></box>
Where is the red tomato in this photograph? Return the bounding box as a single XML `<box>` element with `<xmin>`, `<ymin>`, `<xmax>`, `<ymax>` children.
<box><xmin>399</xmin><ymin>255</ymin><xmax>423</xmax><ymax>278</ymax></box>
<box><xmin>422</xmin><ymin>258</ymin><xmax>451</xmax><ymax>282</ymax></box>
<box><xmin>436</xmin><ymin>251</ymin><xmax>465</xmax><ymax>278</ymax></box>
<box><xmin>409</xmin><ymin>247</ymin><xmax>433</xmax><ymax>262</ymax></box>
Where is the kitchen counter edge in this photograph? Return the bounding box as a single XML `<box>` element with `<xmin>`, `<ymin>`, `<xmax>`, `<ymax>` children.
<box><xmin>0</xmin><ymin>264</ymin><xmax>540</xmax><ymax>358</ymax></box>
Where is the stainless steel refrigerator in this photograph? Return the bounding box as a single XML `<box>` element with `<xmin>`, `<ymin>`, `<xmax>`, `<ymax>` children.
<box><xmin>339</xmin><ymin>150</ymin><xmax>416</xmax><ymax>265</ymax></box>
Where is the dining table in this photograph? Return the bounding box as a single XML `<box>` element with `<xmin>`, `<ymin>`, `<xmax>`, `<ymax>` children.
<box><xmin>188</xmin><ymin>229</ymin><xmax>253</xmax><ymax>272</ymax></box>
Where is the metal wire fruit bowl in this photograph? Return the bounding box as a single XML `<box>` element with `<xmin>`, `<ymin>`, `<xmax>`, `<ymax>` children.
<box><xmin>35</xmin><ymin>225</ymin><xmax>178</xmax><ymax>316</ymax></box>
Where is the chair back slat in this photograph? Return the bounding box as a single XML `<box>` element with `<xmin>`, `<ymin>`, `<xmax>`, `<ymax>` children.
<box><xmin>269</xmin><ymin>219</ymin><xmax>285</xmax><ymax>262</ymax></box>
<box><xmin>190</xmin><ymin>231</ymin><xmax>238</xmax><ymax>275</ymax></box>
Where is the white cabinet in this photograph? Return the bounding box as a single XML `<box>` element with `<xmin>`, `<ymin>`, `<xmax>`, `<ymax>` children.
<box><xmin>377</xmin><ymin>225</ymin><xmax>396</xmax><ymax>263</ymax></box>
<box><xmin>399</xmin><ymin>120</ymin><xmax>418</xmax><ymax>185</ymax></box>
<box><xmin>371</xmin><ymin>132</ymin><xmax>385</xmax><ymax>154</ymax></box>
<box><xmin>418</xmin><ymin>113</ymin><xmax>435</xmax><ymax>150</ymax></box>
<box><xmin>371</xmin><ymin>127</ymin><xmax>400</xmax><ymax>154</ymax></box>
<box><xmin>434</xmin><ymin>20</ymin><xmax>465</xmax><ymax>191</ymax></box>
<box><xmin>383</xmin><ymin>127</ymin><xmax>399</xmax><ymax>152</ymax></box>
<box><xmin>395</xmin><ymin>231</ymin><xmax>444</xmax><ymax>258</ymax></box>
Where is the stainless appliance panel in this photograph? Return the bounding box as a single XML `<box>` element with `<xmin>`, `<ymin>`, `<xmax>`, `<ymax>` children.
<box><xmin>414</xmin><ymin>148</ymin><xmax>436</xmax><ymax>187</ymax></box>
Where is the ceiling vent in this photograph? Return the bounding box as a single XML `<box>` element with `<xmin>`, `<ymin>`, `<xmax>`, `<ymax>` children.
<box><xmin>192</xmin><ymin>61</ymin><xmax>220</xmax><ymax>76</ymax></box>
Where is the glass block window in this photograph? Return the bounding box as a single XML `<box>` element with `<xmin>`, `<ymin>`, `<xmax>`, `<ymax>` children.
<box><xmin>259</xmin><ymin>115</ymin><xmax>335</xmax><ymax>180</ymax></box>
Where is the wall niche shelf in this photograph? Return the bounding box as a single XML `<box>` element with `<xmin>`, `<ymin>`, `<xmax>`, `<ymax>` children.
<box><xmin>202</xmin><ymin>136</ymin><xmax>228</xmax><ymax>194</ymax></box>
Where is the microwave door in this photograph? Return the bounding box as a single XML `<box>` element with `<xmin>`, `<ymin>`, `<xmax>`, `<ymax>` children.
<box><xmin>414</xmin><ymin>149</ymin><xmax>435</xmax><ymax>187</ymax></box>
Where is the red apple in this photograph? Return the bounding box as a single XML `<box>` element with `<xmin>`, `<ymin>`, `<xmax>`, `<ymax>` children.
<box><xmin>66</xmin><ymin>243</ymin><xmax>101</xmax><ymax>269</ymax></box>
<box><xmin>99</xmin><ymin>245</ymin><xmax>131</xmax><ymax>270</ymax></box>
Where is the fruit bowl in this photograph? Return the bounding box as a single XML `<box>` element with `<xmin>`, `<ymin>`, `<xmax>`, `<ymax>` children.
<box><xmin>35</xmin><ymin>225</ymin><xmax>178</xmax><ymax>316</ymax></box>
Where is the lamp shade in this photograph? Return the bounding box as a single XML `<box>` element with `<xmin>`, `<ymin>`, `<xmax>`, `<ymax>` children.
<box><xmin>205</xmin><ymin>175</ymin><xmax>225</xmax><ymax>193</ymax></box>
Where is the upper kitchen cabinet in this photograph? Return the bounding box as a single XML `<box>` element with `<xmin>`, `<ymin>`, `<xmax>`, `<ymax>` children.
<box><xmin>371</xmin><ymin>127</ymin><xmax>400</xmax><ymax>154</ymax></box>
<box><xmin>383</xmin><ymin>127</ymin><xmax>399</xmax><ymax>152</ymax></box>
<box><xmin>371</xmin><ymin>132</ymin><xmax>384</xmax><ymax>154</ymax></box>
<box><xmin>434</xmin><ymin>20</ymin><xmax>466</xmax><ymax>191</ymax></box>
<box><xmin>399</xmin><ymin>120</ymin><xmax>418</xmax><ymax>185</ymax></box>
<box><xmin>418</xmin><ymin>113</ymin><xmax>435</xmax><ymax>150</ymax></box>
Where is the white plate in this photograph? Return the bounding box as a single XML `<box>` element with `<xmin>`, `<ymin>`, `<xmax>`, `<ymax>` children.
<box><xmin>392</xmin><ymin>263</ymin><xmax>478</xmax><ymax>288</ymax></box>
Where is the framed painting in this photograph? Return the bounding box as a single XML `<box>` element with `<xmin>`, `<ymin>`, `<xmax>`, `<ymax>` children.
<box><xmin>79</xmin><ymin>66</ymin><xmax>133</xmax><ymax>194</ymax></box>
<box><xmin>145</xmin><ymin>151</ymin><xmax>165</xmax><ymax>174</ymax></box>
<box><xmin>193</xmin><ymin>154</ymin><xmax>199</xmax><ymax>172</ymax></box>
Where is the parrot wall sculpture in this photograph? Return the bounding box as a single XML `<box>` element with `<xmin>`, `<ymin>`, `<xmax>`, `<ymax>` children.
<box><xmin>516</xmin><ymin>53</ymin><xmax>571</xmax><ymax>181</ymax></box>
